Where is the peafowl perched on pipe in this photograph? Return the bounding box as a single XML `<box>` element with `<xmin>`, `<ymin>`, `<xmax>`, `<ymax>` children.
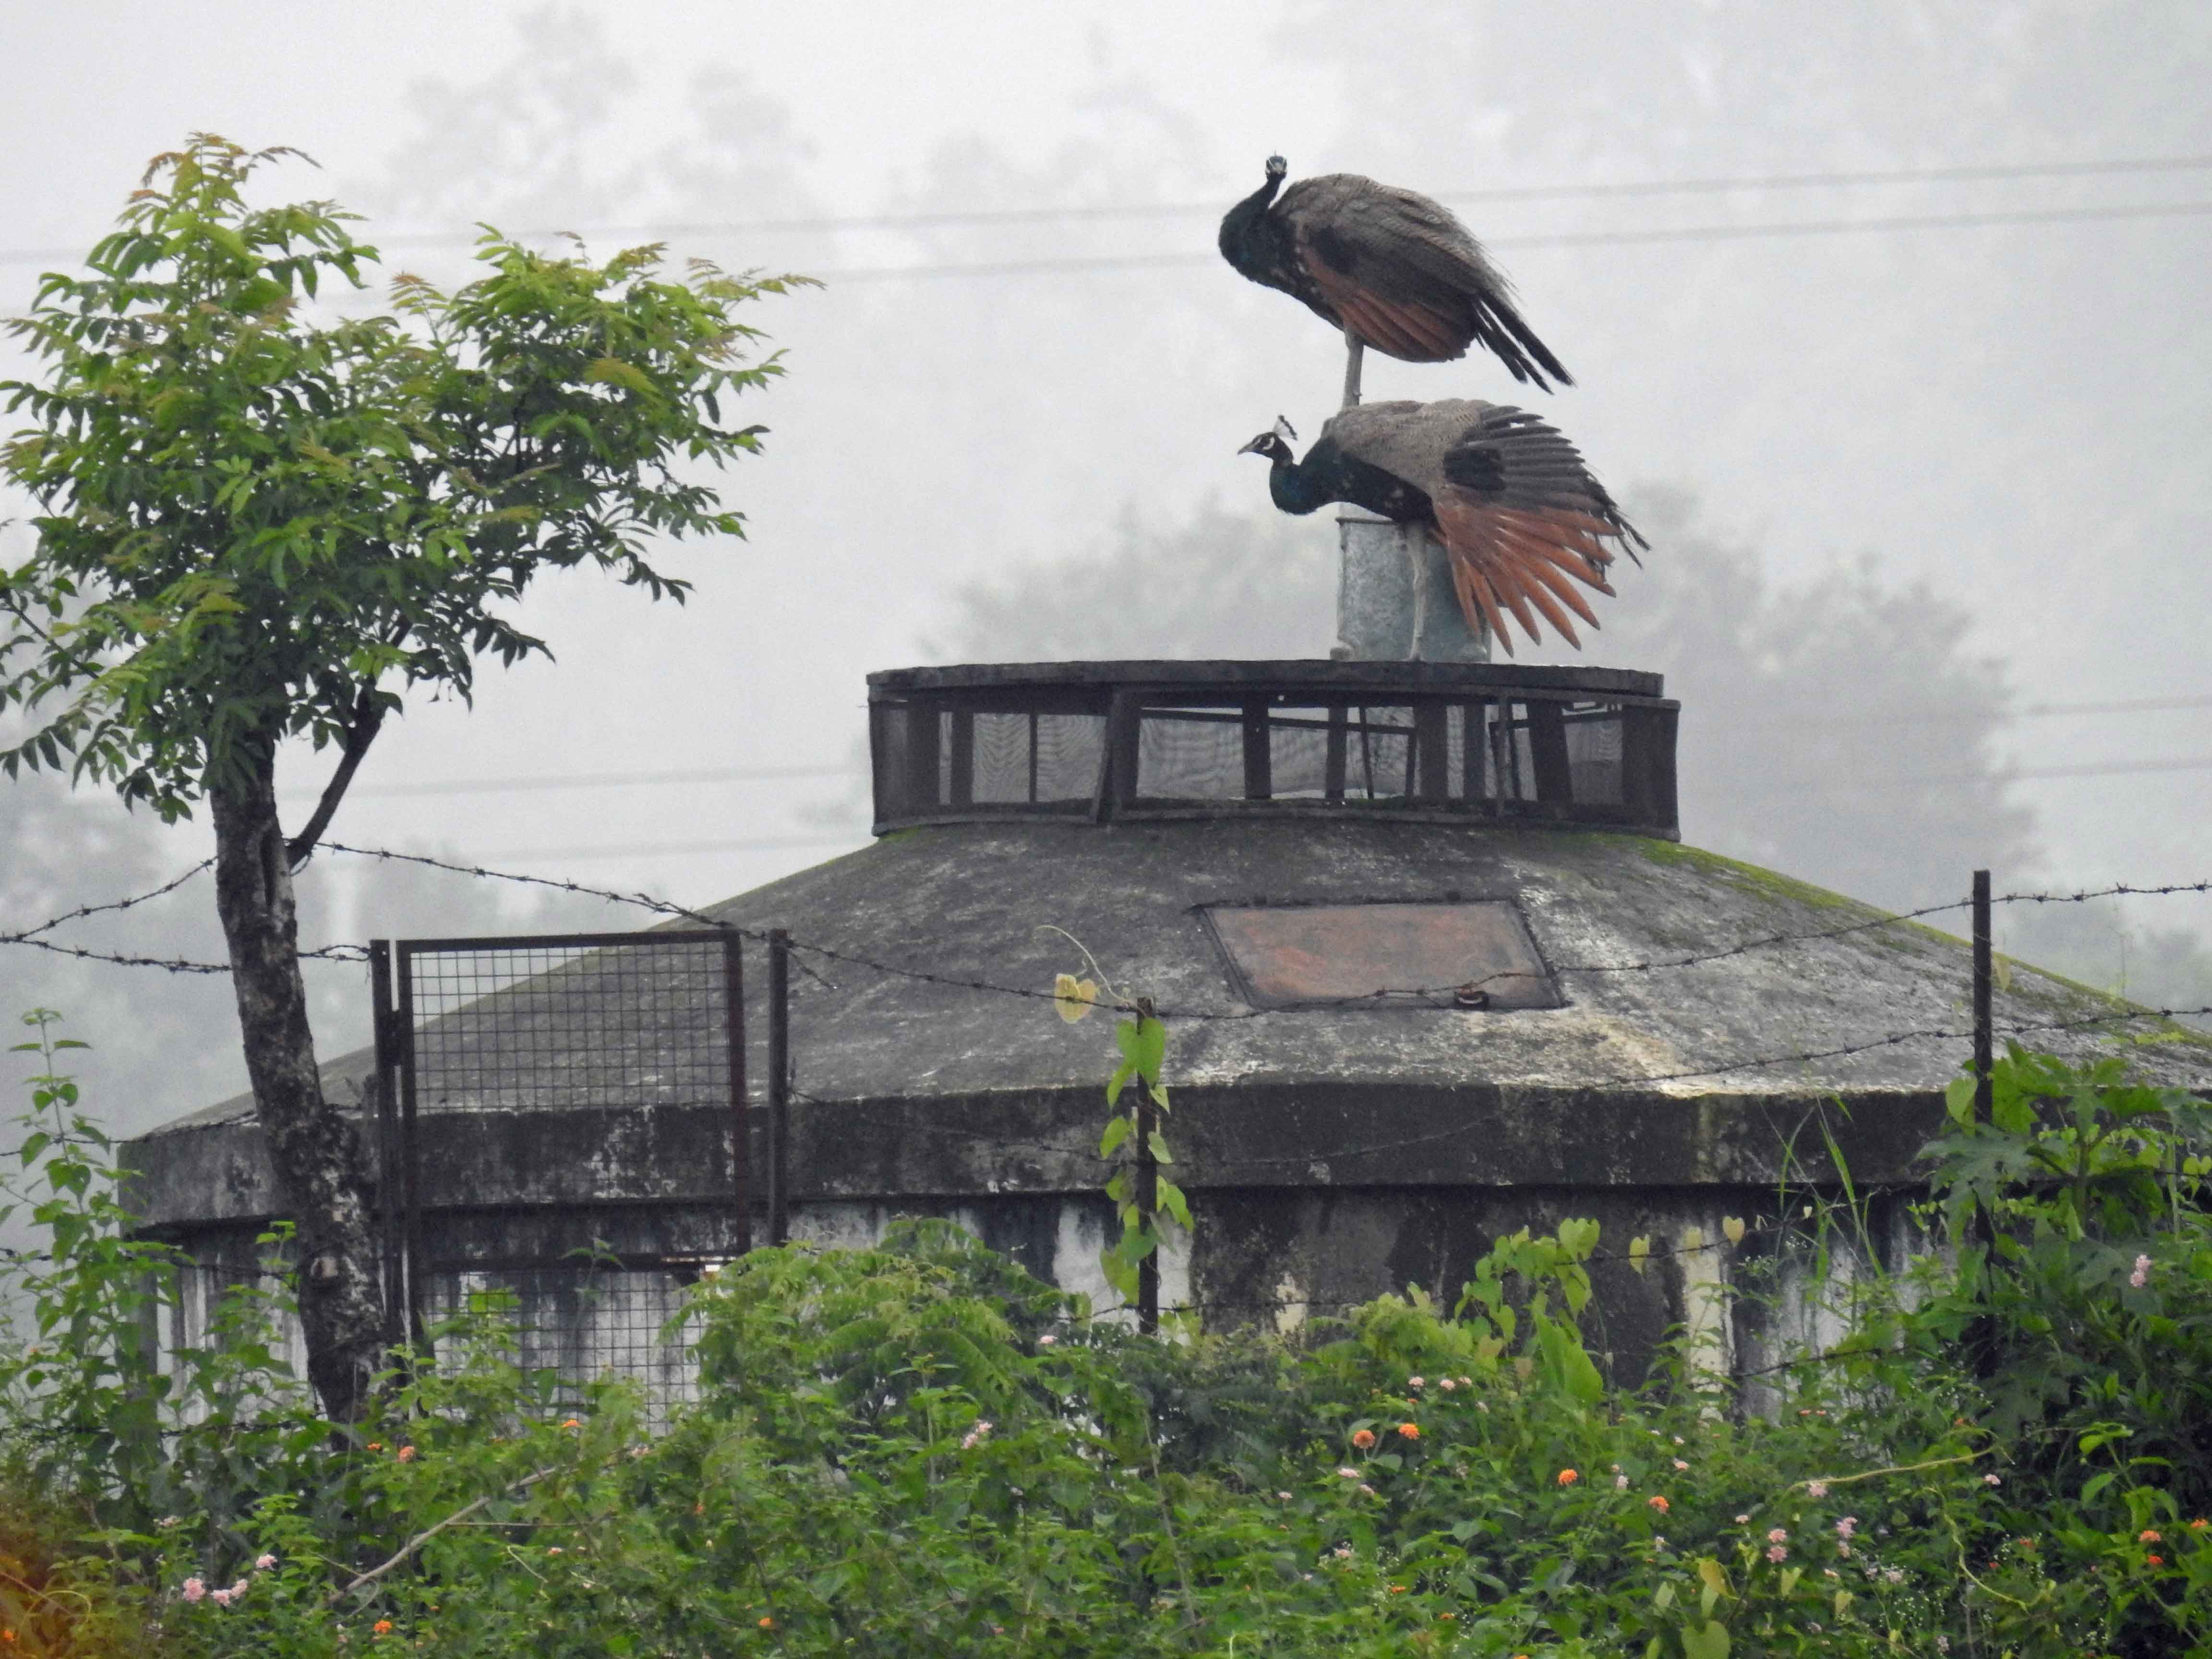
<box><xmin>1238</xmin><ymin>400</ymin><xmax>1644</xmax><ymax>655</ymax></box>
<box><xmin>1219</xmin><ymin>156</ymin><xmax>1572</xmax><ymax>391</ymax></box>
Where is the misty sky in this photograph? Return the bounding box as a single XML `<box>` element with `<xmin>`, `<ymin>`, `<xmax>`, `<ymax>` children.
<box><xmin>3</xmin><ymin>0</ymin><xmax>2211</xmax><ymax>1129</ymax></box>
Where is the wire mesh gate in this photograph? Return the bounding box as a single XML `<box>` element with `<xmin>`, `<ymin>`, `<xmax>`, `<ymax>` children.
<box><xmin>368</xmin><ymin>929</ymin><xmax>746</xmax><ymax>1413</ymax></box>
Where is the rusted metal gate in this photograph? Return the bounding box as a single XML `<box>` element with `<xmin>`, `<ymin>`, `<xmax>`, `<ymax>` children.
<box><xmin>367</xmin><ymin>929</ymin><xmax>746</xmax><ymax>1409</ymax></box>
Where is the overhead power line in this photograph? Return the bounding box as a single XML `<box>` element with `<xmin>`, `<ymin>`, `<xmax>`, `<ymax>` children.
<box><xmin>5</xmin><ymin>153</ymin><xmax>2212</xmax><ymax>268</ymax></box>
<box><xmin>813</xmin><ymin>200</ymin><xmax>2212</xmax><ymax>283</ymax></box>
<box><xmin>275</xmin><ymin>763</ymin><xmax>860</xmax><ymax>801</ymax></box>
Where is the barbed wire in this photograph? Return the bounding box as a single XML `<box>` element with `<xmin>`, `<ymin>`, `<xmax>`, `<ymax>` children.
<box><xmin>5</xmin><ymin>847</ymin><xmax>2212</xmax><ymax>1063</ymax></box>
<box><xmin>0</xmin><ymin>858</ymin><xmax>213</xmax><ymax>943</ymax></box>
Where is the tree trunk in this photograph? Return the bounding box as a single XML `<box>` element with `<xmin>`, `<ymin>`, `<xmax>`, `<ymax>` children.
<box><xmin>208</xmin><ymin>747</ymin><xmax>386</xmax><ymax>1420</ymax></box>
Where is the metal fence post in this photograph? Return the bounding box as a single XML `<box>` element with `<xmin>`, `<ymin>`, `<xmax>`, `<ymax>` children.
<box><xmin>368</xmin><ymin>940</ymin><xmax>404</xmax><ymax>1348</ymax></box>
<box><xmin>1134</xmin><ymin>1027</ymin><xmax>1160</xmax><ymax>1335</ymax></box>
<box><xmin>767</xmin><ymin>928</ymin><xmax>791</xmax><ymax>1248</ymax></box>
<box><xmin>1972</xmin><ymin>870</ymin><xmax>1993</xmax><ymax>1122</ymax></box>
<box><xmin>723</xmin><ymin>932</ymin><xmax>750</xmax><ymax>1256</ymax></box>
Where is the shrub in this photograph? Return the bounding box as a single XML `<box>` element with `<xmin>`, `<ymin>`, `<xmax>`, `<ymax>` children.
<box><xmin>4</xmin><ymin>1016</ymin><xmax>2211</xmax><ymax>1656</ymax></box>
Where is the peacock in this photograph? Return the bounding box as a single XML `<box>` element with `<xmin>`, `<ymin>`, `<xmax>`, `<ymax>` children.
<box><xmin>1219</xmin><ymin>156</ymin><xmax>1572</xmax><ymax>392</ymax></box>
<box><xmin>1238</xmin><ymin>400</ymin><xmax>1644</xmax><ymax>654</ymax></box>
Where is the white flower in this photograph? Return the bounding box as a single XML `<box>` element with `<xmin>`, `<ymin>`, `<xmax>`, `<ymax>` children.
<box><xmin>1407</xmin><ymin>1376</ymin><xmax>1425</xmax><ymax>1389</ymax></box>
<box><xmin>2130</xmin><ymin>1254</ymin><xmax>2152</xmax><ymax>1288</ymax></box>
<box><xmin>1615</xmin><ymin>1474</ymin><xmax>1629</xmax><ymax>1490</ymax></box>
<box><xmin>1983</xmin><ymin>1473</ymin><xmax>2001</xmax><ymax>1487</ymax></box>
<box><xmin>1337</xmin><ymin>1467</ymin><xmax>1360</xmax><ymax>1479</ymax></box>
<box><xmin>1672</xmin><ymin>1459</ymin><xmax>1689</xmax><ymax>1471</ymax></box>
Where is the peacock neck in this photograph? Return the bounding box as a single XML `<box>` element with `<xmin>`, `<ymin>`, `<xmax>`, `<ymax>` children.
<box><xmin>1267</xmin><ymin>456</ymin><xmax>1333</xmax><ymax>516</ymax></box>
<box><xmin>1218</xmin><ymin>176</ymin><xmax>1287</xmax><ymax>270</ymax></box>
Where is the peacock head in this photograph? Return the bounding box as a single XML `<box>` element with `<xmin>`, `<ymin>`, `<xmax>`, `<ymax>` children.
<box><xmin>1263</xmin><ymin>155</ymin><xmax>1287</xmax><ymax>181</ymax></box>
<box><xmin>1236</xmin><ymin>415</ymin><xmax>1298</xmax><ymax>463</ymax></box>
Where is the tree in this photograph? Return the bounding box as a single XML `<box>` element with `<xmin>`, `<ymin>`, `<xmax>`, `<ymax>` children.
<box><xmin>0</xmin><ymin>136</ymin><xmax>801</xmax><ymax>1417</ymax></box>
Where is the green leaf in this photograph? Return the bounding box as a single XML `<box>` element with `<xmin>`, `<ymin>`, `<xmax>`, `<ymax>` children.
<box><xmin>1098</xmin><ymin>1115</ymin><xmax>1132</xmax><ymax>1158</ymax></box>
<box><xmin>1145</xmin><ymin>1130</ymin><xmax>1172</xmax><ymax>1165</ymax></box>
<box><xmin>1106</xmin><ymin>1058</ymin><xmax>1137</xmax><ymax>1106</ymax></box>
<box><xmin>1681</xmin><ymin>1619</ymin><xmax>1731</xmax><ymax>1659</ymax></box>
<box><xmin>1156</xmin><ymin>1180</ymin><xmax>1192</xmax><ymax>1231</ymax></box>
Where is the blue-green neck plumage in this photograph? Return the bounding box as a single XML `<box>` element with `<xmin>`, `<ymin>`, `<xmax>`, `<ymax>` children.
<box><xmin>1265</xmin><ymin>453</ymin><xmax>1334</xmax><ymax>516</ymax></box>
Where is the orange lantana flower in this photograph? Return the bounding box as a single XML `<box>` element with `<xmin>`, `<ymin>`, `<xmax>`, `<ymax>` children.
<box><xmin>1397</xmin><ymin>1423</ymin><xmax>1420</xmax><ymax>1440</ymax></box>
<box><xmin>1351</xmin><ymin>1429</ymin><xmax>1377</xmax><ymax>1450</ymax></box>
<box><xmin>1558</xmin><ymin>1469</ymin><xmax>1579</xmax><ymax>1486</ymax></box>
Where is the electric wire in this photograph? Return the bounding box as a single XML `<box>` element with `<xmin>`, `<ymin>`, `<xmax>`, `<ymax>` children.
<box><xmin>8</xmin><ymin>150</ymin><xmax>2209</xmax><ymax>267</ymax></box>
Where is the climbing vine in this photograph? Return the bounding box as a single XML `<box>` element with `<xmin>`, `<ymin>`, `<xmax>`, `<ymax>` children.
<box><xmin>1047</xmin><ymin>944</ymin><xmax>1190</xmax><ymax>1311</ymax></box>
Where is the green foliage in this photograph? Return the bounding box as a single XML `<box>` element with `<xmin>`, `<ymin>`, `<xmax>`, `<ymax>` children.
<box><xmin>9</xmin><ymin>1031</ymin><xmax>2212</xmax><ymax>1655</ymax></box>
<box><xmin>1052</xmin><ymin>953</ymin><xmax>1189</xmax><ymax>1308</ymax></box>
<box><xmin>0</xmin><ymin>134</ymin><xmax>803</xmax><ymax>813</ymax></box>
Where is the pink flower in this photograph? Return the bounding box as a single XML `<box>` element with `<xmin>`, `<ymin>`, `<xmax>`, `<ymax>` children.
<box><xmin>181</xmin><ymin>1578</ymin><xmax>206</xmax><ymax>1603</ymax></box>
<box><xmin>1767</xmin><ymin>1544</ymin><xmax>1788</xmax><ymax>1563</ymax></box>
<box><xmin>1806</xmin><ymin>1480</ymin><xmax>1829</xmax><ymax>1498</ymax></box>
<box><xmin>1735</xmin><ymin>1514</ymin><xmax>1751</xmax><ymax>1525</ymax></box>
<box><xmin>1768</xmin><ymin>1528</ymin><xmax>1789</xmax><ymax>1544</ymax></box>
<box><xmin>1407</xmin><ymin>1376</ymin><xmax>1425</xmax><ymax>1390</ymax></box>
<box><xmin>230</xmin><ymin>1580</ymin><xmax>247</xmax><ymax>1598</ymax></box>
<box><xmin>1438</xmin><ymin>1377</ymin><xmax>1456</xmax><ymax>1392</ymax></box>
<box><xmin>1983</xmin><ymin>1473</ymin><xmax>2002</xmax><ymax>1487</ymax></box>
<box><xmin>2130</xmin><ymin>1254</ymin><xmax>2152</xmax><ymax>1288</ymax></box>
<box><xmin>210</xmin><ymin>1588</ymin><xmax>233</xmax><ymax>1608</ymax></box>
<box><xmin>1836</xmin><ymin>1517</ymin><xmax>1857</xmax><ymax>1539</ymax></box>
<box><xmin>1672</xmin><ymin>1459</ymin><xmax>1689</xmax><ymax>1471</ymax></box>
<box><xmin>1037</xmin><ymin>1334</ymin><xmax>1057</xmax><ymax>1346</ymax></box>
<box><xmin>254</xmin><ymin>1554</ymin><xmax>277</xmax><ymax>1572</ymax></box>
<box><xmin>1337</xmin><ymin>1467</ymin><xmax>1360</xmax><ymax>1479</ymax></box>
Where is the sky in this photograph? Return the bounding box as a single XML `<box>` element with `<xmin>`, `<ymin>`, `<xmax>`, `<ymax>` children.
<box><xmin>2</xmin><ymin>0</ymin><xmax>2210</xmax><ymax>1129</ymax></box>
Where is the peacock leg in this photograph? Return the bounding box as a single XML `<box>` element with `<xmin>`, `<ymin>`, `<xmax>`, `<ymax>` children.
<box><xmin>1341</xmin><ymin>330</ymin><xmax>1364</xmax><ymax>408</ymax></box>
<box><xmin>1405</xmin><ymin>524</ymin><xmax>1427</xmax><ymax>660</ymax></box>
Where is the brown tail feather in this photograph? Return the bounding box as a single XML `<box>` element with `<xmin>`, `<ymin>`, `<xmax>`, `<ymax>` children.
<box><xmin>1512</xmin><ymin>571</ymin><xmax>1583</xmax><ymax>647</ymax></box>
<box><xmin>1514</xmin><ymin>549</ymin><xmax>1604</xmax><ymax>632</ymax></box>
<box><xmin>1455</xmin><ymin>563</ymin><xmax>1516</xmax><ymax>657</ymax></box>
<box><xmin>1496</xmin><ymin>527</ymin><xmax>1614</xmax><ymax>597</ymax></box>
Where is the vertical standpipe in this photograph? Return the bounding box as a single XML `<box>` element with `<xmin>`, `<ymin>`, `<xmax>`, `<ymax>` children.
<box><xmin>1336</xmin><ymin>513</ymin><xmax>1492</xmax><ymax>662</ymax></box>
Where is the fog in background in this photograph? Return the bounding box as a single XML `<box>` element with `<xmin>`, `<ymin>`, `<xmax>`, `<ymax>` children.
<box><xmin>3</xmin><ymin>1</ymin><xmax>2210</xmax><ymax>1141</ymax></box>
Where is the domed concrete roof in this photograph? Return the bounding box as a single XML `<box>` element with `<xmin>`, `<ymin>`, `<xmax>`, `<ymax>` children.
<box><xmin>125</xmin><ymin>813</ymin><xmax>2212</xmax><ymax>1237</ymax></box>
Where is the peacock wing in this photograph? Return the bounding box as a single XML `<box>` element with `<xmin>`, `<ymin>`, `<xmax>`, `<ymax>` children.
<box><xmin>1280</xmin><ymin>176</ymin><xmax>1573</xmax><ymax>385</ymax></box>
<box><xmin>1325</xmin><ymin>399</ymin><xmax>1496</xmax><ymax>497</ymax></box>
<box><xmin>1429</xmin><ymin>405</ymin><xmax>1647</xmax><ymax>655</ymax></box>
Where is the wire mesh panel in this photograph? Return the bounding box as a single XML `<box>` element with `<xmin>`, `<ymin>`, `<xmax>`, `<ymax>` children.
<box><xmin>374</xmin><ymin>930</ymin><xmax>746</xmax><ymax>1413</ymax></box>
<box><xmin>403</xmin><ymin>934</ymin><xmax>735</xmax><ymax>1113</ymax></box>
<box><xmin>869</xmin><ymin>663</ymin><xmax>1678</xmax><ymax>836</ymax></box>
<box><xmin>428</xmin><ymin>1267</ymin><xmax>704</xmax><ymax>1422</ymax></box>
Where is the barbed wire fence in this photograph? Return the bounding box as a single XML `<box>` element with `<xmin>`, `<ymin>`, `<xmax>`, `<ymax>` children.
<box><xmin>4</xmin><ymin>843</ymin><xmax>2210</xmax><ymax>1400</ymax></box>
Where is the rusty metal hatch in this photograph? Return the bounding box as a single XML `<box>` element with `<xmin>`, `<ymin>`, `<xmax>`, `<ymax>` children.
<box><xmin>1202</xmin><ymin>902</ymin><xmax>1563</xmax><ymax>1011</ymax></box>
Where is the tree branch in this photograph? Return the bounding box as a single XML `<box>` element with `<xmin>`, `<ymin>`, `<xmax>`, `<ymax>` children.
<box><xmin>286</xmin><ymin>682</ymin><xmax>386</xmax><ymax>869</ymax></box>
<box><xmin>331</xmin><ymin>1465</ymin><xmax>556</xmax><ymax>1603</ymax></box>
